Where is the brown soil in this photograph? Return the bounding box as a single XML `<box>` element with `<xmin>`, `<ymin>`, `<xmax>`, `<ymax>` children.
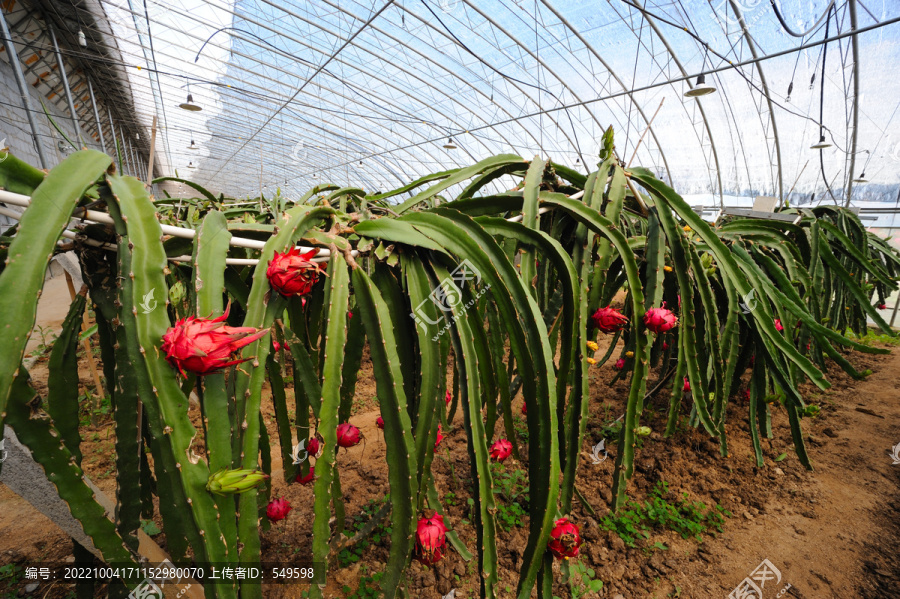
<box><xmin>2</xmin><ymin>322</ymin><xmax>900</xmax><ymax>598</ymax></box>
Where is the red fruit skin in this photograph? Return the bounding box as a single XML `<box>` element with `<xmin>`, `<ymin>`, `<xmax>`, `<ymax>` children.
<box><xmin>161</xmin><ymin>305</ymin><xmax>269</xmax><ymax>376</ymax></box>
<box><xmin>376</xmin><ymin>416</ymin><xmax>385</xmax><ymax>429</ymax></box>
<box><xmin>743</xmin><ymin>389</ymin><xmax>751</xmax><ymax>402</ymax></box>
<box><xmin>445</xmin><ymin>390</ymin><xmax>452</xmax><ymax>406</ymax></box>
<box><xmin>774</xmin><ymin>319</ymin><xmax>784</xmax><ymax>332</ymax></box>
<box><xmin>547</xmin><ymin>517</ymin><xmax>581</xmax><ymax>559</ymax></box>
<box><xmin>434</xmin><ymin>424</ymin><xmax>444</xmax><ymax>450</ymax></box>
<box><xmin>614</xmin><ymin>358</ymin><xmax>625</xmax><ymax>370</ymax></box>
<box><xmin>272</xmin><ymin>340</ymin><xmax>281</xmax><ymax>352</ymax></box>
<box><xmin>877</xmin><ymin>303</ymin><xmax>887</xmax><ymax>310</ymax></box>
<box><xmin>489</xmin><ymin>439</ymin><xmax>513</xmax><ymax>462</ymax></box>
<box><xmin>414</xmin><ymin>515</ymin><xmax>448</xmax><ymax>565</ymax></box>
<box><xmin>662</xmin><ymin>341</ymin><xmax>669</xmax><ymax>351</ymax></box>
<box><xmin>306</xmin><ymin>437</ymin><xmax>320</xmax><ymax>457</ymax></box>
<box><xmin>589</xmin><ymin>306</ymin><xmax>629</xmax><ymax>333</ymax></box>
<box><xmin>266</xmin><ymin>247</ymin><xmax>324</xmax><ymax>297</ymax></box>
<box><xmin>296</xmin><ymin>465</ymin><xmax>315</xmax><ymax>485</ymax></box>
<box><xmin>682</xmin><ymin>376</ymin><xmax>691</xmax><ymax>392</ymax></box>
<box><xmin>336</xmin><ymin>423</ymin><xmax>361</xmax><ymax>448</ymax></box>
<box><xmin>266</xmin><ymin>497</ymin><xmax>292</xmax><ymax>521</ymax></box>
<box><xmin>521</xmin><ymin>402</ymin><xmax>527</xmax><ymax>415</ymax></box>
<box><xmin>643</xmin><ymin>307</ymin><xmax>678</xmax><ymax>334</ymax></box>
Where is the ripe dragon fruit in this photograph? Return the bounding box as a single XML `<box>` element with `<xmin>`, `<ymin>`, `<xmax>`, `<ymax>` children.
<box><xmin>774</xmin><ymin>319</ymin><xmax>784</xmax><ymax>332</ymax></box>
<box><xmin>547</xmin><ymin>518</ymin><xmax>581</xmax><ymax>560</ymax></box>
<box><xmin>266</xmin><ymin>246</ymin><xmax>325</xmax><ymax>297</ymax></box>
<box><xmin>683</xmin><ymin>377</ymin><xmax>691</xmax><ymax>392</ymax></box>
<box><xmin>589</xmin><ymin>306</ymin><xmax>629</xmax><ymax>333</ymax></box>
<box><xmin>296</xmin><ymin>465</ymin><xmax>315</xmax><ymax>485</ymax></box>
<box><xmin>614</xmin><ymin>358</ymin><xmax>626</xmax><ymax>370</ymax></box>
<box><xmin>445</xmin><ymin>390</ymin><xmax>452</xmax><ymax>405</ymax></box>
<box><xmin>161</xmin><ymin>306</ymin><xmax>268</xmax><ymax>376</ymax></box>
<box><xmin>643</xmin><ymin>305</ymin><xmax>678</xmax><ymax>334</ymax></box>
<box><xmin>413</xmin><ymin>514</ymin><xmax>448</xmax><ymax>565</ymax></box>
<box><xmin>266</xmin><ymin>497</ymin><xmax>292</xmax><ymax>522</ymax></box>
<box><xmin>434</xmin><ymin>424</ymin><xmax>445</xmax><ymax>450</ymax></box>
<box><xmin>489</xmin><ymin>439</ymin><xmax>513</xmax><ymax>462</ymax></box>
<box><xmin>336</xmin><ymin>423</ymin><xmax>361</xmax><ymax>448</ymax></box>
<box><xmin>306</xmin><ymin>436</ymin><xmax>322</xmax><ymax>458</ymax></box>
<box><xmin>376</xmin><ymin>416</ymin><xmax>385</xmax><ymax>429</ymax></box>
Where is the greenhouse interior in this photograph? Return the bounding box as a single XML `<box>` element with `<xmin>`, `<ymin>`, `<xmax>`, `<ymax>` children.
<box><xmin>1</xmin><ymin>0</ymin><xmax>899</xmax><ymax>597</ymax></box>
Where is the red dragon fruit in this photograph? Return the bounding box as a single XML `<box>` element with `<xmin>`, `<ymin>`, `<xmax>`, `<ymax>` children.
<box><xmin>547</xmin><ymin>518</ymin><xmax>581</xmax><ymax>560</ymax></box>
<box><xmin>413</xmin><ymin>514</ymin><xmax>448</xmax><ymax>565</ymax></box>
<box><xmin>589</xmin><ymin>306</ymin><xmax>629</xmax><ymax>333</ymax></box>
<box><xmin>434</xmin><ymin>424</ymin><xmax>445</xmax><ymax>450</ymax></box>
<box><xmin>266</xmin><ymin>246</ymin><xmax>325</xmax><ymax>297</ymax></box>
<box><xmin>489</xmin><ymin>439</ymin><xmax>513</xmax><ymax>462</ymax></box>
<box><xmin>376</xmin><ymin>416</ymin><xmax>385</xmax><ymax>429</ymax></box>
<box><xmin>161</xmin><ymin>305</ymin><xmax>268</xmax><ymax>376</ymax></box>
<box><xmin>614</xmin><ymin>358</ymin><xmax>625</xmax><ymax>370</ymax></box>
<box><xmin>296</xmin><ymin>465</ymin><xmax>315</xmax><ymax>485</ymax></box>
<box><xmin>643</xmin><ymin>305</ymin><xmax>678</xmax><ymax>334</ymax></box>
<box><xmin>306</xmin><ymin>437</ymin><xmax>321</xmax><ymax>458</ymax></box>
<box><xmin>683</xmin><ymin>377</ymin><xmax>691</xmax><ymax>392</ymax></box>
<box><xmin>336</xmin><ymin>423</ymin><xmax>361</xmax><ymax>448</ymax></box>
<box><xmin>774</xmin><ymin>319</ymin><xmax>784</xmax><ymax>332</ymax></box>
<box><xmin>445</xmin><ymin>390</ymin><xmax>452</xmax><ymax>405</ymax></box>
<box><xmin>265</xmin><ymin>497</ymin><xmax>292</xmax><ymax>522</ymax></box>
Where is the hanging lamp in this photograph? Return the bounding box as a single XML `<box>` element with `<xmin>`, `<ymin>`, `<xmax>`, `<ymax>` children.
<box><xmin>684</xmin><ymin>73</ymin><xmax>716</xmax><ymax>97</ymax></box>
<box><xmin>810</xmin><ymin>134</ymin><xmax>831</xmax><ymax>150</ymax></box>
<box><xmin>443</xmin><ymin>137</ymin><xmax>457</xmax><ymax>149</ymax></box>
<box><xmin>853</xmin><ymin>172</ymin><xmax>868</xmax><ymax>183</ymax></box>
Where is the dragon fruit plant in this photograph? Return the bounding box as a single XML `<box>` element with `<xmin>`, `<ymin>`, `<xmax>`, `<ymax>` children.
<box><xmin>0</xmin><ymin>131</ymin><xmax>897</xmax><ymax>599</ymax></box>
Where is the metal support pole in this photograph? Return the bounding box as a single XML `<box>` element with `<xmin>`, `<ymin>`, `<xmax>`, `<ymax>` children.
<box><xmin>127</xmin><ymin>139</ymin><xmax>137</xmax><ymax>177</ymax></box>
<box><xmin>0</xmin><ymin>8</ymin><xmax>48</xmax><ymax>168</ymax></box>
<box><xmin>87</xmin><ymin>78</ymin><xmax>106</xmax><ymax>153</ymax></box>
<box><xmin>120</xmin><ymin>126</ymin><xmax>132</xmax><ymax>176</ymax></box>
<box><xmin>106</xmin><ymin>105</ymin><xmax>122</xmax><ymax>172</ymax></box>
<box><xmin>48</xmin><ymin>24</ymin><xmax>82</xmax><ymax>147</ymax></box>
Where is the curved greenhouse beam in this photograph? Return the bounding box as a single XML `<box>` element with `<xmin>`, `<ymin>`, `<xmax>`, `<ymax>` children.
<box><xmin>845</xmin><ymin>0</ymin><xmax>860</xmax><ymax>206</ymax></box>
<box><xmin>540</xmin><ymin>1</ymin><xmax>673</xmax><ymax>182</ymax></box>
<box><xmin>108</xmin><ymin>0</ymin><xmax>477</xmax><ymax>189</ymax></box>
<box><xmin>626</xmin><ymin>0</ymin><xmax>725</xmax><ymax>207</ymax></box>
<box><xmin>726</xmin><ymin>0</ymin><xmax>785</xmax><ymax>205</ymax></box>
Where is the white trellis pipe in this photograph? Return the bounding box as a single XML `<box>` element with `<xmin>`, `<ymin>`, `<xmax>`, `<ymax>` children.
<box><xmin>0</xmin><ymin>189</ymin><xmax>330</xmax><ymax>256</ymax></box>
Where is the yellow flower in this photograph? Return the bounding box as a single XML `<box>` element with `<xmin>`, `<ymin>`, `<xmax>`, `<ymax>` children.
<box><xmin>586</xmin><ymin>357</ymin><xmax>597</xmax><ymax>365</ymax></box>
<box><xmin>586</xmin><ymin>341</ymin><xmax>599</xmax><ymax>351</ymax></box>
<box><xmin>663</xmin><ymin>265</ymin><xmax>673</xmax><ymax>272</ymax></box>
<box><xmin>625</xmin><ymin>351</ymin><xmax>634</xmax><ymax>358</ymax></box>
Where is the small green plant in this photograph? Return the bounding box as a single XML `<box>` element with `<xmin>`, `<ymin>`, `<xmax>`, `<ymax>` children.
<box><xmin>490</xmin><ymin>462</ymin><xmax>530</xmax><ymax>531</ymax></box>
<box><xmin>344</xmin><ymin>572</ymin><xmax>383</xmax><ymax>598</ymax></box>
<box><xmin>600</xmin><ymin>482</ymin><xmax>729</xmax><ymax>548</ymax></box>
<box><xmin>337</xmin><ymin>497</ymin><xmax>389</xmax><ymax>568</ymax></box>
<box><xmin>140</xmin><ymin>519</ymin><xmax>161</xmax><ymax>536</ymax></box>
<box><xmin>567</xmin><ymin>560</ymin><xmax>603</xmax><ymax>598</ymax></box>
<box><xmin>27</xmin><ymin>325</ymin><xmax>58</xmax><ymax>357</ymax></box>
<box><xmin>844</xmin><ymin>327</ymin><xmax>900</xmax><ymax>347</ymax></box>
<box><xmin>0</xmin><ymin>563</ymin><xmax>24</xmax><ymax>591</ymax></box>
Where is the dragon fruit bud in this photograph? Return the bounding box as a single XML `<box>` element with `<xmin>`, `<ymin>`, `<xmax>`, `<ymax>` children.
<box><xmin>434</xmin><ymin>424</ymin><xmax>444</xmax><ymax>450</ymax></box>
<box><xmin>336</xmin><ymin>423</ymin><xmax>361</xmax><ymax>448</ymax></box>
<box><xmin>682</xmin><ymin>377</ymin><xmax>691</xmax><ymax>392</ymax></box>
<box><xmin>266</xmin><ymin>497</ymin><xmax>292</xmax><ymax>522</ymax></box>
<box><xmin>376</xmin><ymin>416</ymin><xmax>385</xmax><ymax>429</ymax></box>
<box><xmin>266</xmin><ymin>247</ymin><xmax>325</xmax><ymax>297</ymax></box>
<box><xmin>296</xmin><ymin>465</ymin><xmax>315</xmax><ymax>485</ymax></box>
<box><xmin>547</xmin><ymin>518</ymin><xmax>581</xmax><ymax>560</ymax></box>
<box><xmin>614</xmin><ymin>358</ymin><xmax>625</xmax><ymax>370</ymax></box>
<box><xmin>207</xmin><ymin>468</ymin><xmax>268</xmax><ymax>495</ymax></box>
<box><xmin>643</xmin><ymin>306</ymin><xmax>678</xmax><ymax>334</ymax></box>
<box><xmin>414</xmin><ymin>514</ymin><xmax>448</xmax><ymax>565</ymax></box>
<box><xmin>489</xmin><ymin>439</ymin><xmax>513</xmax><ymax>462</ymax></box>
<box><xmin>589</xmin><ymin>306</ymin><xmax>629</xmax><ymax>333</ymax></box>
<box><xmin>161</xmin><ymin>305</ymin><xmax>269</xmax><ymax>376</ymax></box>
<box><xmin>774</xmin><ymin>319</ymin><xmax>784</xmax><ymax>332</ymax></box>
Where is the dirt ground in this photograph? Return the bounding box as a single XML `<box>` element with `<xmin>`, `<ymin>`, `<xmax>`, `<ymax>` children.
<box><xmin>2</xmin><ymin>309</ymin><xmax>899</xmax><ymax>598</ymax></box>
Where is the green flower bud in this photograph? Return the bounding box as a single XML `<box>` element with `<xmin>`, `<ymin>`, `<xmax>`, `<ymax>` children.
<box><xmin>207</xmin><ymin>468</ymin><xmax>269</xmax><ymax>495</ymax></box>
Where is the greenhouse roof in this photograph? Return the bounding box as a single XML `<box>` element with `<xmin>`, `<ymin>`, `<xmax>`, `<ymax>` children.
<box><xmin>7</xmin><ymin>0</ymin><xmax>900</xmax><ymax>204</ymax></box>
